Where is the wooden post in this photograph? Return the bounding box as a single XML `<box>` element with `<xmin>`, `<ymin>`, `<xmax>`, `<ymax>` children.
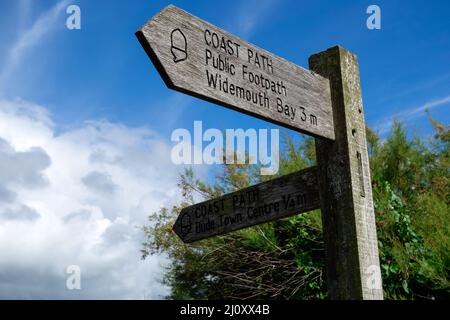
<box><xmin>309</xmin><ymin>46</ymin><xmax>383</xmax><ymax>300</ymax></box>
<box><xmin>137</xmin><ymin>6</ymin><xmax>384</xmax><ymax>299</ymax></box>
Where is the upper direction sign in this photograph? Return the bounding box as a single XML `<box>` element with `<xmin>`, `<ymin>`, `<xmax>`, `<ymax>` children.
<box><xmin>173</xmin><ymin>167</ymin><xmax>320</xmax><ymax>243</ymax></box>
<box><xmin>136</xmin><ymin>5</ymin><xmax>335</xmax><ymax>140</ymax></box>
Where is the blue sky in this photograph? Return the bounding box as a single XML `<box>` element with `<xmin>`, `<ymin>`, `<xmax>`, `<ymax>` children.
<box><xmin>1</xmin><ymin>0</ymin><xmax>449</xmax><ymax>137</ymax></box>
<box><xmin>0</xmin><ymin>0</ymin><xmax>448</xmax><ymax>299</ymax></box>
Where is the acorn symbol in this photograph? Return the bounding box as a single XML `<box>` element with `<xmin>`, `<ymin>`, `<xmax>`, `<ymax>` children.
<box><xmin>180</xmin><ymin>213</ymin><xmax>192</xmax><ymax>237</ymax></box>
<box><xmin>170</xmin><ymin>28</ymin><xmax>188</xmax><ymax>63</ymax></box>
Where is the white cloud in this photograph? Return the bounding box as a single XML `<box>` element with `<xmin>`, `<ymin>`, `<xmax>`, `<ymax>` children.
<box><xmin>228</xmin><ymin>0</ymin><xmax>279</xmax><ymax>39</ymax></box>
<box><xmin>374</xmin><ymin>94</ymin><xmax>450</xmax><ymax>135</ymax></box>
<box><xmin>404</xmin><ymin>95</ymin><xmax>450</xmax><ymax>117</ymax></box>
<box><xmin>0</xmin><ymin>98</ymin><xmax>184</xmax><ymax>299</ymax></box>
<box><xmin>0</xmin><ymin>0</ymin><xmax>69</xmax><ymax>90</ymax></box>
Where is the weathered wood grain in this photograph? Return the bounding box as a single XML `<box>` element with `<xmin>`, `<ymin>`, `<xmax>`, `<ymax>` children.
<box><xmin>136</xmin><ymin>5</ymin><xmax>335</xmax><ymax>140</ymax></box>
<box><xmin>309</xmin><ymin>46</ymin><xmax>383</xmax><ymax>300</ymax></box>
<box><xmin>173</xmin><ymin>167</ymin><xmax>320</xmax><ymax>243</ymax></box>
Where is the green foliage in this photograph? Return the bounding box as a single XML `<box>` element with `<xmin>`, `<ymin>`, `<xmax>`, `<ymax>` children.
<box><xmin>371</xmin><ymin>120</ymin><xmax>449</xmax><ymax>299</ymax></box>
<box><xmin>142</xmin><ymin>119</ymin><xmax>449</xmax><ymax>300</ymax></box>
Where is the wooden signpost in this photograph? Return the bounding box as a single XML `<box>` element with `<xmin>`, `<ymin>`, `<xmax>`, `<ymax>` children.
<box><xmin>136</xmin><ymin>5</ymin><xmax>334</xmax><ymax>140</ymax></box>
<box><xmin>136</xmin><ymin>5</ymin><xmax>383</xmax><ymax>300</ymax></box>
<box><xmin>173</xmin><ymin>167</ymin><xmax>320</xmax><ymax>243</ymax></box>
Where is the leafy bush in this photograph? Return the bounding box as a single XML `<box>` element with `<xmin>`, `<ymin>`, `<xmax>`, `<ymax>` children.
<box><xmin>142</xmin><ymin>119</ymin><xmax>449</xmax><ymax>300</ymax></box>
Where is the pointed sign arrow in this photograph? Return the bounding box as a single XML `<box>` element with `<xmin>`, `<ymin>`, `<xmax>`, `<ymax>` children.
<box><xmin>136</xmin><ymin>5</ymin><xmax>335</xmax><ymax>140</ymax></box>
<box><xmin>172</xmin><ymin>167</ymin><xmax>320</xmax><ymax>243</ymax></box>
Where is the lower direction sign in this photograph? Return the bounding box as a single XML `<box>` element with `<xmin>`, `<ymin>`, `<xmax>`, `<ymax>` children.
<box><xmin>173</xmin><ymin>167</ymin><xmax>320</xmax><ymax>243</ymax></box>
